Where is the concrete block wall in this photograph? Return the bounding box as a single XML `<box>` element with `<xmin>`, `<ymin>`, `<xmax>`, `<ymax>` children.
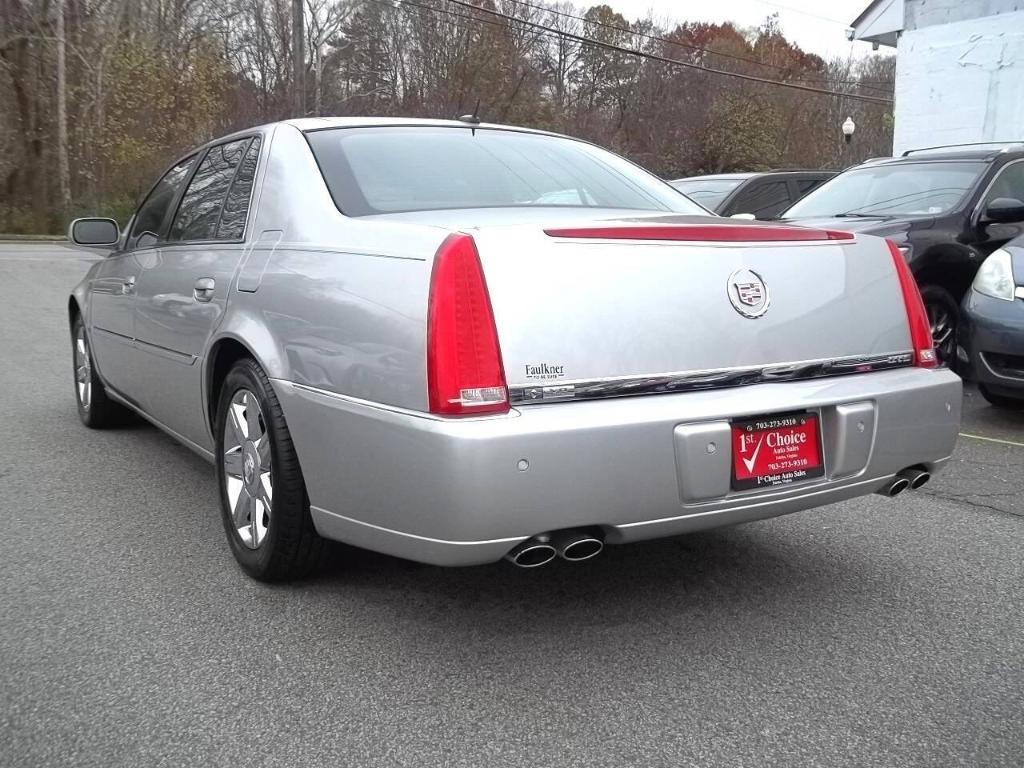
<box><xmin>893</xmin><ymin>9</ymin><xmax>1024</xmax><ymax>154</ymax></box>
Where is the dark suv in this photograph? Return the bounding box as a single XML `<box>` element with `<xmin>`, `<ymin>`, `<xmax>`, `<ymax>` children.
<box><xmin>780</xmin><ymin>143</ymin><xmax>1024</xmax><ymax>366</ymax></box>
<box><xmin>669</xmin><ymin>171</ymin><xmax>834</xmax><ymax>220</ymax></box>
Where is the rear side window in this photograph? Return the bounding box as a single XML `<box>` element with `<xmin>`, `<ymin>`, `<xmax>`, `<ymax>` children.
<box><xmin>217</xmin><ymin>136</ymin><xmax>262</xmax><ymax>240</ymax></box>
<box><xmin>129</xmin><ymin>156</ymin><xmax>196</xmax><ymax>246</ymax></box>
<box><xmin>731</xmin><ymin>181</ymin><xmax>792</xmax><ymax>219</ymax></box>
<box><xmin>305</xmin><ymin>127</ymin><xmax>704</xmax><ymax>216</ymax></box>
<box><xmin>796</xmin><ymin>178</ymin><xmax>826</xmax><ymax>195</ymax></box>
<box><xmin>669</xmin><ymin>178</ymin><xmax>744</xmax><ymax>211</ymax></box>
<box><xmin>169</xmin><ymin>138</ymin><xmax>252</xmax><ymax>242</ymax></box>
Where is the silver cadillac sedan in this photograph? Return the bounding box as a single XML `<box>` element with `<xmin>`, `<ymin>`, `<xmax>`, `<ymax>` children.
<box><xmin>68</xmin><ymin>118</ymin><xmax>962</xmax><ymax>581</ymax></box>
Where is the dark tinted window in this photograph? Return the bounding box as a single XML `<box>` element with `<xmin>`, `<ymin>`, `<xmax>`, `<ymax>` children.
<box><xmin>669</xmin><ymin>178</ymin><xmax>745</xmax><ymax>211</ymax></box>
<box><xmin>217</xmin><ymin>136</ymin><xmax>261</xmax><ymax>240</ymax></box>
<box><xmin>796</xmin><ymin>178</ymin><xmax>827</xmax><ymax>195</ymax></box>
<box><xmin>984</xmin><ymin>162</ymin><xmax>1024</xmax><ymax>205</ymax></box>
<box><xmin>731</xmin><ymin>181</ymin><xmax>792</xmax><ymax>219</ymax></box>
<box><xmin>306</xmin><ymin>127</ymin><xmax>704</xmax><ymax>216</ymax></box>
<box><xmin>129</xmin><ymin>156</ymin><xmax>196</xmax><ymax>246</ymax></box>
<box><xmin>170</xmin><ymin>138</ymin><xmax>251</xmax><ymax>241</ymax></box>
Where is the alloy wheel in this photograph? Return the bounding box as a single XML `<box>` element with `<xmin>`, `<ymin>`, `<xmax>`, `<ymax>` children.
<box><xmin>222</xmin><ymin>389</ymin><xmax>273</xmax><ymax>549</ymax></box>
<box><xmin>74</xmin><ymin>326</ymin><xmax>92</xmax><ymax>410</ymax></box>
<box><xmin>926</xmin><ymin>302</ymin><xmax>955</xmax><ymax>363</ymax></box>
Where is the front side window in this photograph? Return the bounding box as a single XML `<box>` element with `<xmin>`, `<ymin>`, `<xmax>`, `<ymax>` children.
<box><xmin>129</xmin><ymin>156</ymin><xmax>196</xmax><ymax>246</ymax></box>
<box><xmin>982</xmin><ymin>162</ymin><xmax>1024</xmax><ymax>207</ymax></box>
<box><xmin>783</xmin><ymin>161</ymin><xmax>986</xmax><ymax>219</ymax></box>
<box><xmin>305</xmin><ymin>127</ymin><xmax>704</xmax><ymax>216</ymax></box>
<box><xmin>169</xmin><ymin>138</ymin><xmax>252</xmax><ymax>241</ymax></box>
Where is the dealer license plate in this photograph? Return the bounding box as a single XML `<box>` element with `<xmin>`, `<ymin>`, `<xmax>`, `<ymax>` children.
<box><xmin>731</xmin><ymin>412</ymin><xmax>824</xmax><ymax>491</ymax></box>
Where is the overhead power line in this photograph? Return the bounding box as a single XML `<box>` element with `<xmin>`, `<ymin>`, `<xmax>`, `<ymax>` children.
<box><xmin>754</xmin><ymin>1</ymin><xmax>850</xmax><ymax>26</ymax></box>
<box><xmin>500</xmin><ymin>0</ymin><xmax>892</xmax><ymax>92</ymax></box>
<box><xmin>440</xmin><ymin>0</ymin><xmax>892</xmax><ymax>104</ymax></box>
<box><xmin>358</xmin><ymin>0</ymin><xmax>891</xmax><ymax>105</ymax></box>
<box><xmin>499</xmin><ymin>0</ymin><xmax>884</xmax><ymax>89</ymax></box>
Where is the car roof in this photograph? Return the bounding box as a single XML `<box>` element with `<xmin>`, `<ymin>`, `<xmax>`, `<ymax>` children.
<box><xmin>167</xmin><ymin>117</ymin><xmax>590</xmax><ymax>177</ymax></box>
<box><xmin>671</xmin><ymin>170</ymin><xmax>832</xmax><ymax>183</ymax></box>
<box><xmin>283</xmin><ymin>116</ymin><xmax>563</xmax><ymax>138</ymax></box>
<box><xmin>890</xmin><ymin>142</ymin><xmax>1024</xmax><ymax>162</ymax></box>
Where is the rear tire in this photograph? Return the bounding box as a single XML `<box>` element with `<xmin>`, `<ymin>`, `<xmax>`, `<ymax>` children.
<box><xmin>919</xmin><ymin>285</ymin><xmax>960</xmax><ymax>371</ymax></box>
<box><xmin>214</xmin><ymin>358</ymin><xmax>325</xmax><ymax>581</ymax></box>
<box><xmin>978</xmin><ymin>384</ymin><xmax>1024</xmax><ymax>410</ymax></box>
<box><xmin>71</xmin><ymin>314</ymin><xmax>132</xmax><ymax>428</ymax></box>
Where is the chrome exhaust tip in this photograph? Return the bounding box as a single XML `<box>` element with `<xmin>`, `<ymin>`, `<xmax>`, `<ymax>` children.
<box><xmin>561</xmin><ymin>537</ymin><xmax>604</xmax><ymax>562</ymax></box>
<box><xmin>505</xmin><ymin>539</ymin><xmax>557</xmax><ymax>568</ymax></box>
<box><xmin>552</xmin><ymin>529</ymin><xmax>605</xmax><ymax>562</ymax></box>
<box><xmin>878</xmin><ymin>476</ymin><xmax>910</xmax><ymax>497</ymax></box>
<box><xmin>901</xmin><ymin>468</ymin><xmax>931</xmax><ymax>490</ymax></box>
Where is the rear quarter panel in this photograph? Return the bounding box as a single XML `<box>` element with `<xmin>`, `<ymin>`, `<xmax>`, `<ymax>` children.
<box><xmin>212</xmin><ymin>124</ymin><xmax>445</xmax><ymax>411</ymax></box>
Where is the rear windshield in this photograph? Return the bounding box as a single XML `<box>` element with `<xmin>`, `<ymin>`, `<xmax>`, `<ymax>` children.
<box><xmin>783</xmin><ymin>161</ymin><xmax>986</xmax><ymax>218</ymax></box>
<box><xmin>670</xmin><ymin>178</ymin><xmax>745</xmax><ymax>209</ymax></box>
<box><xmin>305</xmin><ymin>127</ymin><xmax>705</xmax><ymax>216</ymax></box>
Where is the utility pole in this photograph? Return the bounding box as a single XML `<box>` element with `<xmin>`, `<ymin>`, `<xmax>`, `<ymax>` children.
<box><xmin>56</xmin><ymin>0</ymin><xmax>71</xmax><ymax>220</ymax></box>
<box><xmin>291</xmin><ymin>0</ymin><xmax>305</xmax><ymax>118</ymax></box>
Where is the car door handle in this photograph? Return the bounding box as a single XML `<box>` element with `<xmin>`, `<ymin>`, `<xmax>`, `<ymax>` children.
<box><xmin>121</xmin><ymin>276</ymin><xmax>135</xmax><ymax>295</ymax></box>
<box><xmin>193</xmin><ymin>278</ymin><xmax>216</xmax><ymax>302</ymax></box>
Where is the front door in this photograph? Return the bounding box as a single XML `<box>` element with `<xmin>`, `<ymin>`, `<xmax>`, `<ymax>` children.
<box><xmin>132</xmin><ymin>136</ymin><xmax>262</xmax><ymax>451</ymax></box>
<box><xmin>975</xmin><ymin>160</ymin><xmax>1024</xmax><ymax>254</ymax></box>
<box><xmin>87</xmin><ymin>251</ymin><xmax>140</xmax><ymax>397</ymax></box>
<box><xmin>87</xmin><ymin>155</ymin><xmax>196</xmax><ymax>401</ymax></box>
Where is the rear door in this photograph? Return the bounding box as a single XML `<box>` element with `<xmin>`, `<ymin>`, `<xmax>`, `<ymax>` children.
<box><xmin>88</xmin><ymin>156</ymin><xmax>195</xmax><ymax>400</ymax></box>
<box><xmin>132</xmin><ymin>136</ymin><xmax>262</xmax><ymax>449</ymax></box>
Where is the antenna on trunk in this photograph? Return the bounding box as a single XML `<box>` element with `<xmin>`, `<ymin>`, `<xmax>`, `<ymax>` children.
<box><xmin>457</xmin><ymin>100</ymin><xmax>482</xmax><ymax>125</ymax></box>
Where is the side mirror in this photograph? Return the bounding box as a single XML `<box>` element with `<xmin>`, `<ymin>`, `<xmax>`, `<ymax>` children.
<box><xmin>729</xmin><ymin>213</ymin><xmax>756</xmax><ymax>221</ymax></box>
<box><xmin>68</xmin><ymin>217</ymin><xmax>120</xmax><ymax>248</ymax></box>
<box><xmin>983</xmin><ymin>197</ymin><xmax>1024</xmax><ymax>224</ymax></box>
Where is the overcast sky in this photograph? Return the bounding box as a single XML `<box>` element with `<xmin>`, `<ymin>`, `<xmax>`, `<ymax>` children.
<box><xmin>602</xmin><ymin>0</ymin><xmax>882</xmax><ymax>60</ymax></box>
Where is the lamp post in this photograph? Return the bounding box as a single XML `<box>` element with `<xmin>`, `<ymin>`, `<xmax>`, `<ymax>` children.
<box><xmin>842</xmin><ymin>116</ymin><xmax>856</xmax><ymax>144</ymax></box>
<box><xmin>841</xmin><ymin>116</ymin><xmax>856</xmax><ymax>166</ymax></box>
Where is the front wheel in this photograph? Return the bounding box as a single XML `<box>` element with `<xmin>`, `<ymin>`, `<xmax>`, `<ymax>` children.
<box><xmin>215</xmin><ymin>358</ymin><xmax>324</xmax><ymax>581</ymax></box>
<box><xmin>71</xmin><ymin>314</ymin><xmax>131</xmax><ymax>428</ymax></box>
<box><xmin>919</xmin><ymin>285</ymin><xmax>959</xmax><ymax>370</ymax></box>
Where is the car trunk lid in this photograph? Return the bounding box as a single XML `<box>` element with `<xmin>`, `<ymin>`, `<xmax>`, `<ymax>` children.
<box><xmin>465</xmin><ymin>218</ymin><xmax>914</xmax><ymax>401</ymax></box>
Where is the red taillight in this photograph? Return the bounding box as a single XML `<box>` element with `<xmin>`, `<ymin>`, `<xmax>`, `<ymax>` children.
<box><xmin>887</xmin><ymin>239</ymin><xmax>937</xmax><ymax>368</ymax></box>
<box><xmin>427</xmin><ymin>233</ymin><xmax>509</xmax><ymax>415</ymax></box>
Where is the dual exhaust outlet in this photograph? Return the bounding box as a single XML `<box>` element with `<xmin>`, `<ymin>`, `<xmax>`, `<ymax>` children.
<box><xmin>505</xmin><ymin>529</ymin><xmax>603</xmax><ymax>568</ymax></box>
<box><xmin>510</xmin><ymin>467</ymin><xmax>932</xmax><ymax>565</ymax></box>
<box><xmin>877</xmin><ymin>466</ymin><xmax>931</xmax><ymax>498</ymax></box>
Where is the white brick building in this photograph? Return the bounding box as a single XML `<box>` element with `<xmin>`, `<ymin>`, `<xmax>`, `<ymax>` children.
<box><xmin>851</xmin><ymin>0</ymin><xmax>1024</xmax><ymax>154</ymax></box>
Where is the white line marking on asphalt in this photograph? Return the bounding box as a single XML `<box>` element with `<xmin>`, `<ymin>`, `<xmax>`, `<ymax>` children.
<box><xmin>959</xmin><ymin>433</ymin><xmax>1024</xmax><ymax>448</ymax></box>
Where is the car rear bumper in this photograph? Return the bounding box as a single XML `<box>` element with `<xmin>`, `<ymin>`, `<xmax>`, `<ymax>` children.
<box><xmin>960</xmin><ymin>289</ymin><xmax>1024</xmax><ymax>397</ymax></box>
<box><xmin>273</xmin><ymin>367</ymin><xmax>962</xmax><ymax>566</ymax></box>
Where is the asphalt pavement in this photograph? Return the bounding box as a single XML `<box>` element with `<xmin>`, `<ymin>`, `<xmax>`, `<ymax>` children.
<box><xmin>1</xmin><ymin>242</ymin><xmax>1021</xmax><ymax>767</ymax></box>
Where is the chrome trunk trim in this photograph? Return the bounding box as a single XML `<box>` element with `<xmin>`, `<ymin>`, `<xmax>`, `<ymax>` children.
<box><xmin>509</xmin><ymin>352</ymin><xmax>915</xmax><ymax>404</ymax></box>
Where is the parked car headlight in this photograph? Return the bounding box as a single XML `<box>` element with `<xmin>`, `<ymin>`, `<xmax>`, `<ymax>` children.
<box><xmin>972</xmin><ymin>249</ymin><xmax>1016</xmax><ymax>301</ymax></box>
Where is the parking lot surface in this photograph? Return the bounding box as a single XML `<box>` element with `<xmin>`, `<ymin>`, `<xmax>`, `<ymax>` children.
<box><xmin>1</xmin><ymin>243</ymin><xmax>1022</xmax><ymax>767</ymax></box>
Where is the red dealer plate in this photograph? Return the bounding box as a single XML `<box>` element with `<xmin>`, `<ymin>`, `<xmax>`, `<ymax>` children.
<box><xmin>731</xmin><ymin>412</ymin><xmax>824</xmax><ymax>491</ymax></box>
